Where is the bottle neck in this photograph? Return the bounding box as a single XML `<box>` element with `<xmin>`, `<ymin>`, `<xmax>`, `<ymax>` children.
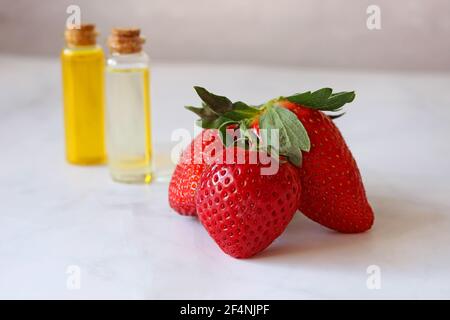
<box><xmin>107</xmin><ymin>51</ymin><xmax>149</xmax><ymax>70</ymax></box>
<box><xmin>110</xmin><ymin>50</ymin><xmax>147</xmax><ymax>58</ymax></box>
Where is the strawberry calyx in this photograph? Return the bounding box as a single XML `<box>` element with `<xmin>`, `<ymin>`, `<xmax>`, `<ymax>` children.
<box><xmin>185</xmin><ymin>86</ymin><xmax>355</xmax><ymax>167</ymax></box>
<box><xmin>285</xmin><ymin>88</ymin><xmax>355</xmax><ymax>112</ymax></box>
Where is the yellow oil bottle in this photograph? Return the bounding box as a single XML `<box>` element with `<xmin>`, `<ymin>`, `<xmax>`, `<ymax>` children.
<box><xmin>61</xmin><ymin>24</ymin><xmax>106</xmax><ymax>165</ymax></box>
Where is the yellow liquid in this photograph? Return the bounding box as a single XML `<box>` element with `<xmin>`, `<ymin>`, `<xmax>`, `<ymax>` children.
<box><xmin>61</xmin><ymin>46</ymin><xmax>106</xmax><ymax>165</ymax></box>
<box><xmin>105</xmin><ymin>67</ymin><xmax>152</xmax><ymax>183</ymax></box>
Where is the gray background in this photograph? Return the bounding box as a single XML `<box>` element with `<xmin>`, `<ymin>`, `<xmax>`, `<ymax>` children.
<box><xmin>0</xmin><ymin>0</ymin><xmax>449</xmax><ymax>71</ymax></box>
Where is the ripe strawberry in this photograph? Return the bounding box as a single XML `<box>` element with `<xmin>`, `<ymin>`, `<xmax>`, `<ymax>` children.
<box><xmin>168</xmin><ymin>129</ymin><xmax>222</xmax><ymax>216</ymax></box>
<box><xmin>196</xmin><ymin>148</ymin><xmax>301</xmax><ymax>258</ymax></box>
<box><xmin>280</xmin><ymin>99</ymin><xmax>374</xmax><ymax>233</ymax></box>
<box><xmin>185</xmin><ymin>86</ymin><xmax>374</xmax><ymax>233</ymax></box>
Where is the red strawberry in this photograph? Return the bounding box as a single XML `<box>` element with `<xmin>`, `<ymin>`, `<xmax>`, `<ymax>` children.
<box><xmin>168</xmin><ymin>129</ymin><xmax>222</xmax><ymax>216</ymax></box>
<box><xmin>183</xmin><ymin>86</ymin><xmax>374</xmax><ymax>234</ymax></box>
<box><xmin>195</xmin><ymin>148</ymin><xmax>301</xmax><ymax>258</ymax></box>
<box><xmin>280</xmin><ymin>100</ymin><xmax>374</xmax><ymax>233</ymax></box>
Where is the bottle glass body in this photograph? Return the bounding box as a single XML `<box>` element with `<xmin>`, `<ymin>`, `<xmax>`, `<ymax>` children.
<box><xmin>105</xmin><ymin>52</ymin><xmax>152</xmax><ymax>183</ymax></box>
<box><xmin>61</xmin><ymin>45</ymin><xmax>106</xmax><ymax>164</ymax></box>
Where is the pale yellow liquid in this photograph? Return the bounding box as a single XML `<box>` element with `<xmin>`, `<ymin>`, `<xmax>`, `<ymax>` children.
<box><xmin>106</xmin><ymin>67</ymin><xmax>152</xmax><ymax>183</ymax></box>
<box><xmin>61</xmin><ymin>46</ymin><xmax>106</xmax><ymax>165</ymax></box>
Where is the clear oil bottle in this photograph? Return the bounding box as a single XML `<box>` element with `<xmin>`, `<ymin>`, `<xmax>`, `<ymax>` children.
<box><xmin>61</xmin><ymin>24</ymin><xmax>106</xmax><ymax>164</ymax></box>
<box><xmin>106</xmin><ymin>28</ymin><xmax>152</xmax><ymax>183</ymax></box>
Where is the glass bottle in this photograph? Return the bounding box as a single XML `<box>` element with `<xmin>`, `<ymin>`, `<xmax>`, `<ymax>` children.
<box><xmin>61</xmin><ymin>24</ymin><xmax>106</xmax><ymax>165</ymax></box>
<box><xmin>105</xmin><ymin>28</ymin><xmax>152</xmax><ymax>183</ymax></box>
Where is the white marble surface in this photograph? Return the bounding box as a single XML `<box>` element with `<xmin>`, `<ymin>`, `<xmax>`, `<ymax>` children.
<box><xmin>1</xmin><ymin>55</ymin><xmax>450</xmax><ymax>299</ymax></box>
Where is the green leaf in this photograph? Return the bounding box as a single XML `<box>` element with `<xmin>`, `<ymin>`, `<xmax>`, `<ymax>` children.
<box><xmin>185</xmin><ymin>105</ymin><xmax>217</xmax><ymax>121</ymax></box>
<box><xmin>238</xmin><ymin>120</ymin><xmax>259</xmax><ymax>149</ymax></box>
<box><xmin>194</xmin><ymin>86</ymin><xmax>233</xmax><ymax>114</ymax></box>
<box><xmin>222</xmin><ymin>101</ymin><xmax>261</xmax><ymax>121</ymax></box>
<box><xmin>217</xmin><ymin>119</ymin><xmax>237</xmax><ymax>146</ymax></box>
<box><xmin>197</xmin><ymin>115</ymin><xmax>235</xmax><ymax>130</ymax></box>
<box><xmin>260</xmin><ymin>105</ymin><xmax>310</xmax><ymax>154</ymax></box>
<box><xmin>258</xmin><ymin>105</ymin><xmax>309</xmax><ymax>168</ymax></box>
<box><xmin>287</xmin><ymin>151</ymin><xmax>302</xmax><ymax>167</ymax></box>
<box><xmin>309</xmin><ymin>88</ymin><xmax>332</xmax><ymax>105</ymax></box>
<box><xmin>328</xmin><ymin>112</ymin><xmax>346</xmax><ymax>120</ymax></box>
<box><xmin>322</xmin><ymin>92</ymin><xmax>355</xmax><ymax>111</ymax></box>
<box><xmin>258</xmin><ymin>106</ymin><xmax>285</xmax><ymax>150</ymax></box>
<box><xmin>286</xmin><ymin>88</ymin><xmax>355</xmax><ymax>112</ymax></box>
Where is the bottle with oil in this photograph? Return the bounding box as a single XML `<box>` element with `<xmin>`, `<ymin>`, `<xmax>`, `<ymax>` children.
<box><xmin>105</xmin><ymin>28</ymin><xmax>152</xmax><ymax>183</ymax></box>
<box><xmin>61</xmin><ymin>24</ymin><xmax>106</xmax><ymax>165</ymax></box>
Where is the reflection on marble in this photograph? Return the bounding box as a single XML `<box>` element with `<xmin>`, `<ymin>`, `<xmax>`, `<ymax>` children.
<box><xmin>0</xmin><ymin>55</ymin><xmax>450</xmax><ymax>299</ymax></box>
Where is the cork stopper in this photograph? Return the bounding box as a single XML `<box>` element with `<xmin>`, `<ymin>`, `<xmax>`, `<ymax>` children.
<box><xmin>65</xmin><ymin>24</ymin><xmax>98</xmax><ymax>47</ymax></box>
<box><xmin>107</xmin><ymin>28</ymin><xmax>145</xmax><ymax>54</ymax></box>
